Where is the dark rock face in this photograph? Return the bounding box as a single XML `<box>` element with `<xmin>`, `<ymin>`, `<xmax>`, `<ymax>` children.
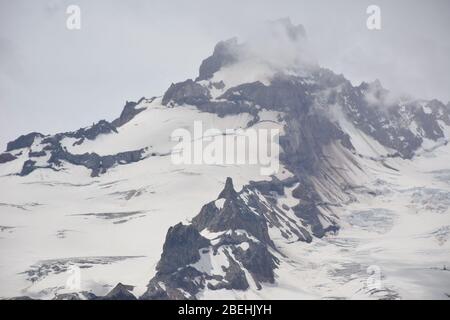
<box><xmin>155</xmin><ymin>43</ymin><xmax>450</xmax><ymax>257</ymax></box>
<box><xmin>9</xmin><ymin>292</ymin><xmax>98</xmax><ymax>300</ymax></box>
<box><xmin>414</xmin><ymin>112</ymin><xmax>443</xmax><ymax>141</ymax></box>
<box><xmin>53</xmin><ymin>291</ymin><xmax>98</xmax><ymax>300</ymax></box>
<box><xmin>18</xmin><ymin>140</ymin><xmax>146</xmax><ymax>177</ymax></box>
<box><xmin>4</xmin><ymin>23</ymin><xmax>450</xmax><ymax>301</ymax></box>
<box><xmin>196</xmin><ymin>193</ymin><xmax>273</xmax><ymax>245</ymax></box>
<box><xmin>280</xmin><ymin>113</ymin><xmax>353</xmax><ymax>173</ymax></box>
<box><xmin>214</xmin><ymin>250</ymin><xmax>249</xmax><ymax>290</ymax></box>
<box><xmin>69</xmin><ymin>120</ymin><xmax>118</xmax><ymax>145</ymax></box>
<box><xmin>141</xmin><ymin>177</ymin><xmax>310</xmax><ymax>300</ymax></box>
<box><xmin>8</xmin><ymin>124</ymin><xmax>147</xmax><ymax>177</ymax></box>
<box><xmin>63</xmin><ymin>149</ymin><xmax>145</xmax><ymax>177</ymax></box>
<box><xmin>162</xmin><ymin>40</ymin><xmax>450</xmax><ymax>166</ymax></box>
<box><xmin>336</xmin><ymin>81</ymin><xmax>450</xmax><ymax>159</ymax></box>
<box><xmin>427</xmin><ymin>99</ymin><xmax>450</xmax><ymax>126</ymax></box>
<box><xmin>196</xmin><ymin>38</ymin><xmax>239</xmax><ymax>81</ymax></box>
<box><xmin>142</xmin><ymin>223</ymin><xmax>210</xmax><ymax>300</ymax></box>
<box><xmin>29</xmin><ymin>150</ymin><xmax>46</xmax><ymax>158</ymax></box>
<box><xmin>162</xmin><ymin>80</ymin><xmax>258</xmax><ymax>119</ymax></box>
<box><xmin>20</xmin><ymin>160</ymin><xmax>38</xmax><ymax>176</ymax></box>
<box><xmin>7</xmin><ymin>296</ymin><xmax>35</xmax><ymax>300</ymax></box>
<box><xmin>104</xmin><ymin>283</ymin><xmax>137</xmax><ymax>300</ymax></box>
<box><xmin>3</xmin><ymin>96</ymin><xmax>151</xmax><ymax>176</ymax></box>
<box><xmin>195</xmin><ymin>18</ymin><xmax>306</xmax><ymax>82</ymax></box>
<box><xmin>197</xmin><ymin>100</ymin><xmax>257</xmax><ymax>118</ymax></box>
<box><xmin>248</xmin><ymin>178</ymin><xmax>285</xmax><ymax>195</ymax></box>
<box><xmin>162</xmin><ymin>79</ymin><xmax>211</xmax><ymax>107</ymax></box>
<box><xmin>293</xmin><ymin>202</ymin><xmax>334</xmax><ymax>238</ymax></box>
<box><xmin>192</xmin><ymin>178</ymin><xmax>273</xmax><ymax>246</ymax></box>
<box><xmin>220</xmin><ymin>78</ymin><xmax>312</xmax><ymax>112</ymax></box>
<box><xmin>112</xmin><ymin>97</ymin><xmax>148</xmax><ymax>127</ymax></box>
<box><xmin>156</xmin><ymin>223</ymin><xmax>210</xmax><ymax>275</ymax></box>
<box><xmin>142</xmin><ymin>267</ymin><xmax>205</xmax><ymax>300</ymax></box>
<box><xmin>232</xmin><ymin>240</ymin><xmax>277</xmax><ymax>286</ymax></box>
<box><xmin>6</xmin><ymin>132</ymin><xmax>43</xmax><ymax>152</ymax></box>
<box><xmin>217</xmin><ymin>177</ymin><xmax>238</xmax><ymax>199</ymax></box>
<box><xmin>0</xmin><ymin>152</ymin><xmax>16</xmax><ymax>163</ymax></box>
<box><xmin>337</xmin><ymin>83</ymin><xmax>419</xmax><ymax>159</ymax></box>
<box><xmin>245</xmin><ymin>178</ymin><xmax>314</xmax><ymax>243</ymax></box>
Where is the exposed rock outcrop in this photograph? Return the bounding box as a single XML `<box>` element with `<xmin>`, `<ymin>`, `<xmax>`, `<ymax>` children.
<box><xmin>53</xmin><ymin>291</ymin><xmax>98</xmax><ymax>300</ymax></box>
<box><xmin>19</xmin><ymin>142</ymin><xmax>146</xmax><ymax>177</ymax></box>
<box><xmin>141</xmin><ymin>177</ymin><xmax>321</xmax><ymax>299</ymax></box>
<box><xmin>156</xmin><ymin>223</ymin><xmax>210</xmax><ymax>275</ymax></box>
<box><xmin>162</xmin><ymin>79</ymin><xmax>211</xmax><ymax>107</ymax></box>
<box><xmin>7</xmin><ymin>132</ymin><xmax>43</xmax><ymax>152</ymax></box>
<box><xmin>103</xmin><ymin>283</ymin><xmax>137</xmax><ymax>300</ymax></box>
<box><xmin>0</xmin><ymin>152</ymin><xmax>17</xmax><ymax>163</ymax></box>
<box><xmin>196</xmin><ymin>38</ymin><xmax>239</xmax><ymax>81</ymax></box>
<box><xmin>112</xmin><ymin>97</ymin><xmax>148</xmax><ymax>127</ymax></box>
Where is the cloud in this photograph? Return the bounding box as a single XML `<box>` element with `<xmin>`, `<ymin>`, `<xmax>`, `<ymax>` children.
<box><xmin>239</xmin><ymin>18</ymin><xmax>317</xmax><ymax>72</ymax></box>
<box><xmin>210</xmin><ymin>18</ymin><xmax>318</xmax><ymax>87</ymax></box>
<box><xmin>0</xmin><ymin>0</ymin><xmax>449</xmax><ymax>150</ymax></box>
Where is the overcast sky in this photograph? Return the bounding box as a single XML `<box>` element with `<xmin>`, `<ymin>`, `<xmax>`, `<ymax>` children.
<box><xmin>1</xmin><ymin>0</ymin><xmax>449</xmax><ymax>150</ymax></box>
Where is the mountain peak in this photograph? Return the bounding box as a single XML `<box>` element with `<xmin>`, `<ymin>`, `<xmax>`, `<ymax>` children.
<box><xmin>217</xmin><ymin>177</ymin><xmax>237</xmax><ymax>199</ymax></box>
<box><xmin>104</xmin><ymin>283</ymin><xmax>136</xmax><ymax>300</ymax></box>
<box><xmin>196</xmin><ymin>38</ymin><xmax>239</xmax><ymax>81</ymax></box>
<box><xmin>195</xmin><ymin>18</ymin><xmax>313</xmax><ymax>84</ymax></box>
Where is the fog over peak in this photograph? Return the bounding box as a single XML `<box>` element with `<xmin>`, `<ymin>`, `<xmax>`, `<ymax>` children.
<box><xmin>0</xmin><ymin>0</ymin><xmax>449</xmax><ymax>150</ymax></box>
<box><xmin>200</xmin><ymin>18</ymin><xmax>318</xmax><ymax>88</ymax></box>
<box><xmin>237</xmin><ymin>18</ymin><xmax>316</xmax><ymax>71</ymax></box>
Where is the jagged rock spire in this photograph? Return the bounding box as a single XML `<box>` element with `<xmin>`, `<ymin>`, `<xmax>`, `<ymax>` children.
<box><xmin>217</xmin><ymin>177</ymin><xmax>237</xmax><ymax>199</ymax></box>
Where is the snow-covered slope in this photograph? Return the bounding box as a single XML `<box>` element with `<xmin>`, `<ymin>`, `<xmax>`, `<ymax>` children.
<box><xmin>0</xmin><ymin>18</ymin><xmax>449</xmax><ymax>300</ymax></box>
<box><xmin>0</xmin><ymin>98</ymin><xmax>283</xmax><ymax>299</ymax></box>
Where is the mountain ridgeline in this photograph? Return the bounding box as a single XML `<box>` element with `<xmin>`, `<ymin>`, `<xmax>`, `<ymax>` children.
<box><xmin>2</xmin><ymin>19</ymin><xmax>450</xmax><ymax>300</ymax></box>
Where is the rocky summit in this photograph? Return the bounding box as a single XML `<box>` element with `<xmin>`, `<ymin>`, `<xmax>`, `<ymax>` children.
<box><xmin>1</xmin><ymin>18</ymin><xmax>449</xmax><ymax>300</ymax></box>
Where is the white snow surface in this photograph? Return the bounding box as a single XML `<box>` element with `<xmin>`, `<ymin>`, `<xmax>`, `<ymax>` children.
<box><xmin>0</xmin><ymin>98</ymin><xmax>281</xmax><ymax>299</ymax></box>
<box><xmin>0</xmin><ymin>98</ymin><xmax>450</xmax><ymax>300</ymax></box>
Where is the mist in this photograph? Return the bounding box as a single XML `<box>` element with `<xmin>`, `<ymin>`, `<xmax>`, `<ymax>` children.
<box><xmin>0</xmin><ymin>0</ymin><xmax>449</xmax><ymax>150</ymax></box>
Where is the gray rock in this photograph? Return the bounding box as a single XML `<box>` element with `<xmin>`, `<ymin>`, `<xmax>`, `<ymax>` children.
<box><xmin>196</xmin><ymin>38</ymin><xmax>239</xmax><ymax>81</ymax></box>
<box><xmin>142</xmin><ymin>177</ymin><xmax>284</xmax><ymax>299</ymax></box>
<box><xmin>29</xmin><ymin>150</ymin><xmax>46</xmax><ymax>158</ymax></box>
<box><xmin>19</xmin><ymin>160</ymin><xmax>38</xmax><ymax>176</ymax></box>
<box><xmin>53</xmin><ymin>291</ymin><xmax>98</xmax><ymax>300</ymax></box>
<box><xmin>7</xmin><ymin>296</ymin><xmax>35</xmax><ymax>300</ymax></box>
<box><xmin>112</xmin><ymin>97</ymin><xmax>147</xmax><ymax>127</ymax></box>
<box><xmin>46</xmin><ymin>143</ymin><xmax>146</xmax><ymax>177</ymax></box>
<box><xmin>218</xmin><ymin>177</ymin><xmax>238</xmax><ymax>199</ymax></box>
<box><xmin>103</xmin><ymin>283</ymin><xmax>136</xmax><ymax>300</ymax></box>
<box><xmin>219</xmin><ymin>78</ymin><xmax>312</xmax><ymax>111</ymax></box>
<box><xmin>232</xmin><ymin>240</ymin><xmax>277</xmax><ymax>286</ymax></box>
<box><xmin>142</xmin><ymin>267</ymin><xmax>205</xmax><ymax>300</ymax></box>
<box><xmin>6</xmin><ymin>132</ymin><xmax>43</xmax><ymax>152</ymax></box>
<box><xmin>214</xmin><ymin>250</ymin><xmax>249</xmax><ymax>290</ymax></box>
<box><xmin>0</xmin><ymin>152</ymin><xmax>17</xmax><ymax>163</ymax></box>
<box><xmin>196</xmin><ymin>100</ymin><xmax>256</xmax><ymax>118</ymax></box>
<box><xmin>156</xmin><ymin>223</ymin><xmax>210</xmax><ymax>275</ymax></box>
<box><xmin>162</xmin><ymin>79</ymin><xmax>211</xmax><ymax>106</ymax></box>
<box><xmin>193</xmin><ymin>178</ymin><xmax>273</xmax><ymax>245</ymax></box>
<box><xmin>70</xmin><ymin>120</ymin><xmax>118</xmax><ymax>144</ymax></box>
